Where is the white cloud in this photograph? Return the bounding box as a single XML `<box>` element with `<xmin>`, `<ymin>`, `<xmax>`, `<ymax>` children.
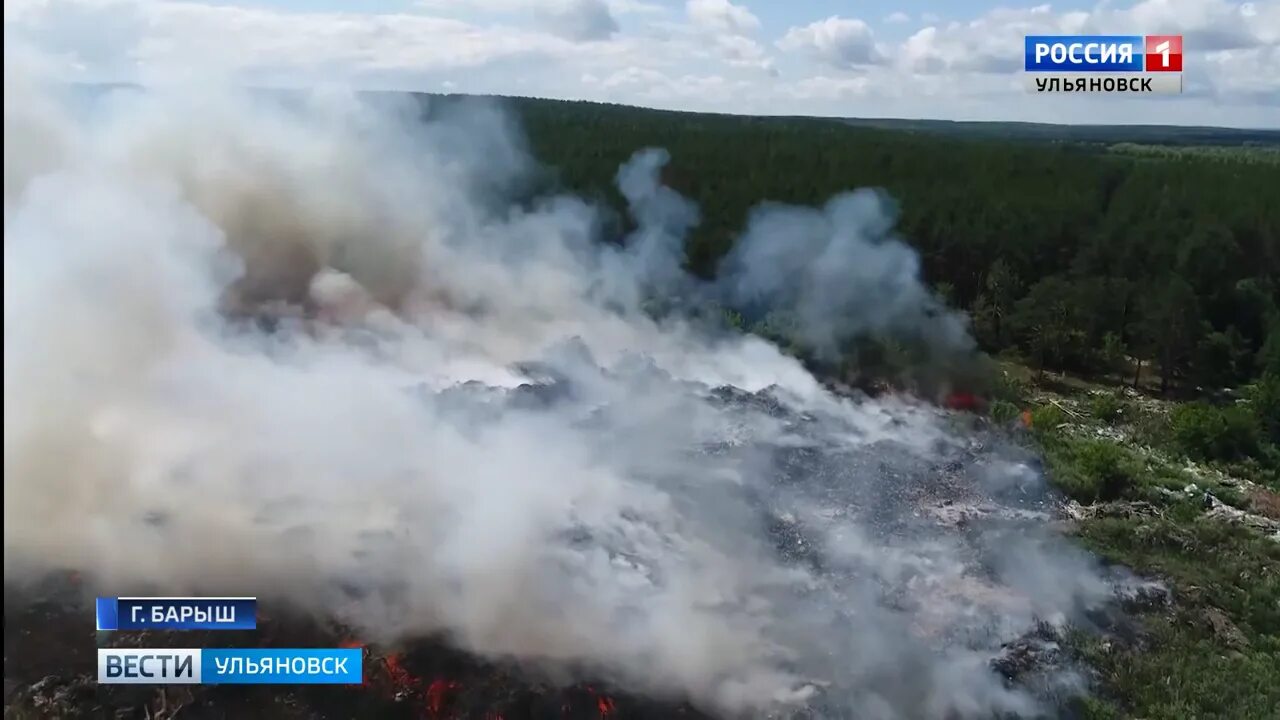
<box><xmin>413</xmin><ymin>0</ymin><xmax>660</xmax><ymax>16</ymax></box>
<box><xmin>583</xmin><ymin>64</ymin><xmax>753</xmax><ymax>106</ymax></box>
<box><xmin>412</xmin><ymin>0</ymin><xmax>619</xmax><ymax>42</ymax></box>
<box><xmin>1198</xmin><ymin>44</ymin><xmax>1280</xmax><ymax>104</ymax></box>
<box><xmin>535</xmin><ymin>0</ymin><xmax>618</xmax><ymax>41</ymax></box>
<box><xmin>686</xmin><ymin>0</ymin><xmax>759</xmax><ymax>36</ymax></box>
<box><xmin>6</xmin><ymin>0</ymin><xmax>581</xmax><ymax>81</ymax></box>
<box><xmin>1118</xmin><ymin>0</ymin><xmax>1271</xmax><ymax>50</ymax></box>
<box><xmin>778</xmin><ymin>17</ymin><xmax>885</xmax><ymax>68</ymax></box>
<box><xmin>681</xmin><ymin>0</ymin><xmax>772</xmax><ymax>74</ymax></box>
<box><xmin>3</xmin><ymin>0</ymin><xmax>1277</xmax><ymax>126</ymax></box>
<box><xmin>785</xmin><ymin>75</ymin><xmax>872</xmax><ymax>101</ymax></box>
<box><xmin>714</xmin><ymin>33</ymin><xmax>775</xmax><ymax>73</ymax></box>
<box><xmin>771</xmin><ymin>1</ymin><xmax>1277</xmax><ymax>123</ymax></box>
<box><xmin>606</xmin><ymin>0</ymin><xmax>665</xmax><ymax>15</ymax></box>
<box><xmin>891</xmin><ymin>0</ymin><xmax>1277</xmax><ymax>76</ymax></box>
<box><xmin>885</xmin><ymin>12</ymin><xmax>910</xmax><ymax>25</ymax></box>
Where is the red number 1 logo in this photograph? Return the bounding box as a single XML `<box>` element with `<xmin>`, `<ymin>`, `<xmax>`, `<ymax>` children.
<box><xmin>1145</xmin><ymin>35</ymin><xmax>1183</xmax><ymax>72</ymax></box>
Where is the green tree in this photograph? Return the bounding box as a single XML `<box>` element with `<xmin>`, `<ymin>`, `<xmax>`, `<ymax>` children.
<box><xmin>1100</xmin><ymin>332</ymin><xmax>1128</xmax><ymax>377</ymax></box>
<box><xmin>977</xmin><ymin>259</ymin><xmax>1023</xmax><ymax>347</ymax></box>
<box><xmin>1137</xmin><ymin>276</ymin><xmax>1203</xmax><ymax>395</ymax></box>
<box><xmin>1251</xmin><ymin>373</ymin><xmax>1280</xmax><ymax>445</ymax></box>
<box><xmin>509</xmin><ymin>95</ymin><xmax>1280</xmax><ymax>394</ymax></box>
<box><xmin>1259</xmin><ymin>319</ymin><xmax>1280</xmax><ymax>377</ymax></box>
<box><xmin>1193</xmin><ymin>327</ymin><xmax>1249</xmax><ymax>389</ymax></box>
<box><xmin>1011</xmin><ymin>276</ymin><xmax>1089</xmax><ymax>374</ymax></box>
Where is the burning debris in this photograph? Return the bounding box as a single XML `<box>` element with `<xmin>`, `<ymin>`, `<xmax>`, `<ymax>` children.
<box><xmin>5</xmin><ymin>589</ymin><xmax>720</xmax><ymax>719</ymax></box>
<box><xmin>4</xmin><ymin>59</ymin><xmax>1140</xmax><ymax>719</ymax></box>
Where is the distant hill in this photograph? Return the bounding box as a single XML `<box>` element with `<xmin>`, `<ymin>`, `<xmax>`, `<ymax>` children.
<box><xmin>838</xmin><ymin>117</ymin><xmax>1280</xmax><ymax>147</ymax></box>
<box><xmin>468</xmin><ymin>95</ymin><xmax>1280</xmax><ymax>147</ymax></box>
<box><xmin>67</xmin><ymin>84</ymin><xmax>1278</xmax><ymax>147</ymax></box>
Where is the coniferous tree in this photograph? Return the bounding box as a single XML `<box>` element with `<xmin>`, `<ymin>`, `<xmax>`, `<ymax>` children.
<box><xmin>1138</xmin><ymin>276</ymin><xmax>1203</xmax><ymax>395</ymax></box>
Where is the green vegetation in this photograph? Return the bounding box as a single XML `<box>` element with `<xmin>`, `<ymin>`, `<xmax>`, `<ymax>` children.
<box><xmin>834</xmin><ymin>117</ymin><xmax>1280</xmax><ymax>146</ymax></box>
<box><xmin>1072</xmin><ymin>512</ymin><xmax>1280</xmax><ymax>720</ymax></box>
<box><xmin>1046</xmin><ymin>437</ymin><xmax>1145</xmax><ymax>502</ymax></box>
<box><xmin>499</xmin><ymin>97</ymin><xmax>1279</xmax><ymax>401</ymax></box>
<box><xmin>1005</xmin><ymin>369</ymin><xmax>1279</xmax><ymax>718</ymax></box>
<box><xmin>1003</xmin><ymin>369</ymin><xmax>1279</xmax><ymax>718</ymax></box>
<box><xmin>1108</xmin><ymin>143</ymin><xmax>1280</xmax><ymax>164</ymax></box>
<box><xmin>1170</xmin><ymin>402</ymin><xmax>1262</xmax><ymax>463</ymax></box>
<box><xmin>1089</xmin><ymin>392</ymin><xmax>1128</xmax><ymax>424</ymax></box>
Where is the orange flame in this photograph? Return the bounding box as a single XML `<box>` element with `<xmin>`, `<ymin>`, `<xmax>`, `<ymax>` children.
<box><xmin>426</xmin><ymin>677</ymin><xmax>459</xmax><ymax>716</ymax></box>
<box><xmin>583</xmin><ymin>685</ymin><xmax>616</xmax><ymax>719</ymax></box>
<box><xmin>384</xmin><ymin>653</ymin><xmax>416</xmax><ymax>692</ymax></box>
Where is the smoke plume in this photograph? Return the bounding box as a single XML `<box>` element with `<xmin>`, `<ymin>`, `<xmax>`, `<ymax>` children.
<box><xmin>5</xmin><ymin>54</ymin><xmax>1116</xmax><ymax>719</ymax></box>
<box><xmin>716</xmin><ymin>190</ymin><xmax>973</xmax><ymax>360</ymax></box>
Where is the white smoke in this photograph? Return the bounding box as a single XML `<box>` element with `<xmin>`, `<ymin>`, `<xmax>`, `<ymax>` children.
<box><xmin>5</xmin><ymin>53</ymin><xmax>1114</xmax><ymax>718</ymax></box>
<box><xmin>717</xmin><ymin>190</ymin><xmax>973</xmax><ymax>359</ymax></box>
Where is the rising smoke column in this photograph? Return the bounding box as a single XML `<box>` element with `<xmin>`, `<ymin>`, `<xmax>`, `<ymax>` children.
<box><xmin>4</xmin><ymin>54</ymin><xmax>1115</xmax><ymax>719</ymax></box>
<box><xmin>716</xmin><ymin>189</ymin><xmax>973</xmax><ymax>360</ymax></box>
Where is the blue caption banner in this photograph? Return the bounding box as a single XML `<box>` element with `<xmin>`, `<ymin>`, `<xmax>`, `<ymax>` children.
<box><xmin>97</xmin><ymin>648</ymin><xmax>364</xmax><ymax>684</ymax></box>
<box><xmin>202</xmin><ymin>648</ymin><xmax>364</xmax><ymax>684</ymax></box>
<box><xmin>96</xmin><ymin>597</ymin><xmax>257</xmax><ymax>631</ymax></box>
<box><xmin>1024</xmin><ymin>35</ymin><xmax>1144</xmax><ymax>71</ymax></box>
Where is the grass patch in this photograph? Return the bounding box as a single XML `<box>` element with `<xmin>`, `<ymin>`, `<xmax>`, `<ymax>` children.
<box><xmin>1219</xmin><ymin>452</ymin><xmax>1280</xmax><ymax>493</ymax></box>
<box><xmin>1013</xmin><ymin>375</ymin><xmax>1280</xmax><ymax>719</ymax></box>
<box><xmin>1030</xmin><ymin>403</ymin><xmax>1068</xmax><ymax>431</ymax></box>
<box><xmin>1078</xmin><ymin>513</ymin><xmax>1280</xmax><ymax>633</ymax></box>
<box><xmin>1069</xmin><ymin>512</ymin><xmax>1280</xmax><ymax>719</ymax></box>
<box><xmin>1033</xmin><ymin>417</ymin><xmax>1165</xmax><ymax>504</ymax></box>
<box><xmin>1071</xmin><ymin>618</ymin><xmax>1280</xmax><ymax>720</ymax></box>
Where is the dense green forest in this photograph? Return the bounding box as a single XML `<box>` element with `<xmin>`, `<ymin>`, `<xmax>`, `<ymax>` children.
<box><xmin>838</xmin><ymin>117</ymin><xmax>1280</xmax><ymax>146</ymax></box>
<box><xmin>490</xmin><ymin>98</ymin><xmax>1280</xmax><ymax>400</ymax></box>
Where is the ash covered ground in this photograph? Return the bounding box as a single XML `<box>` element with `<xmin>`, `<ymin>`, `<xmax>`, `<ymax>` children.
<box><xmin>5</xmin><ymin>378</ymin><xmax>1151</xmax><ymax>720</ymax></box>
<box><xmin>4</xmin><ymin>56</ymin><xmax>1153</xmax><ymax>719</ymax></box>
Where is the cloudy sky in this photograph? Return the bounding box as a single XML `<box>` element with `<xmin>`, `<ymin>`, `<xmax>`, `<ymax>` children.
<box><xmin>5</xmin><ymin>0</ymin><xmax>1278</xmax><ymax>127</ymax></box>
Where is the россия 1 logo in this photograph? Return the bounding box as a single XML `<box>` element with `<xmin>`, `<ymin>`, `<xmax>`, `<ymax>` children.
<box><xmin>1023</xmin><ymin>35</ymin><xmax>1183</xmax><ymax>94</ymax></box>
<box><xmin>1144</xmin><ymin>35</ymin><xmax>1183</xmax><ymax>72</ymax></box>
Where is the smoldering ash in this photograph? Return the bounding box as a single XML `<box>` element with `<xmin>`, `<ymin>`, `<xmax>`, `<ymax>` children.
<box><xmin>5</xmin><ymin>55</ymin><xmax>1110</xmax><ymax>719</ymax></box>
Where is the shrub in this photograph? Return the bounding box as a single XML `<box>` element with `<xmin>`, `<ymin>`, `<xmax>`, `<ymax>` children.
<box><xmin>1069</xmin><ymin>440</ymin><xmax>1144</xmax><ymax>502</ymax></box>
<box><xmin>1090</xmin><ymin>393</ymin><xmax>1127</xmax><ymax>424</ymax></box>
<box><xmin>1170</xmin><ymin>402</ymin><xmax>1262</xmax><ymax>462</ymax></box>
<box><xmin>1130</xmin><ymin>407</ymin><xmax>1174</xmax><ymax>449</ymax></box>
<box><xmin>1043</xmin><ymin>435</ymin><xmax>1145</xmax><ymax>503</ymax></box>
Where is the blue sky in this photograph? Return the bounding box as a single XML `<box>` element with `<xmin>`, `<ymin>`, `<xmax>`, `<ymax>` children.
<box><xmin>5</xmin><ymin>0</ymin><xmax>1278</xmax><ymax>127</ymax></box>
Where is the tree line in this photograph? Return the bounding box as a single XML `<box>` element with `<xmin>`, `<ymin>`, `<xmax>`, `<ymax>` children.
<box><xmin>496</xmin><ymin>96</ymin><xmax>1279</xmax><ymax>403</ymax></box>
